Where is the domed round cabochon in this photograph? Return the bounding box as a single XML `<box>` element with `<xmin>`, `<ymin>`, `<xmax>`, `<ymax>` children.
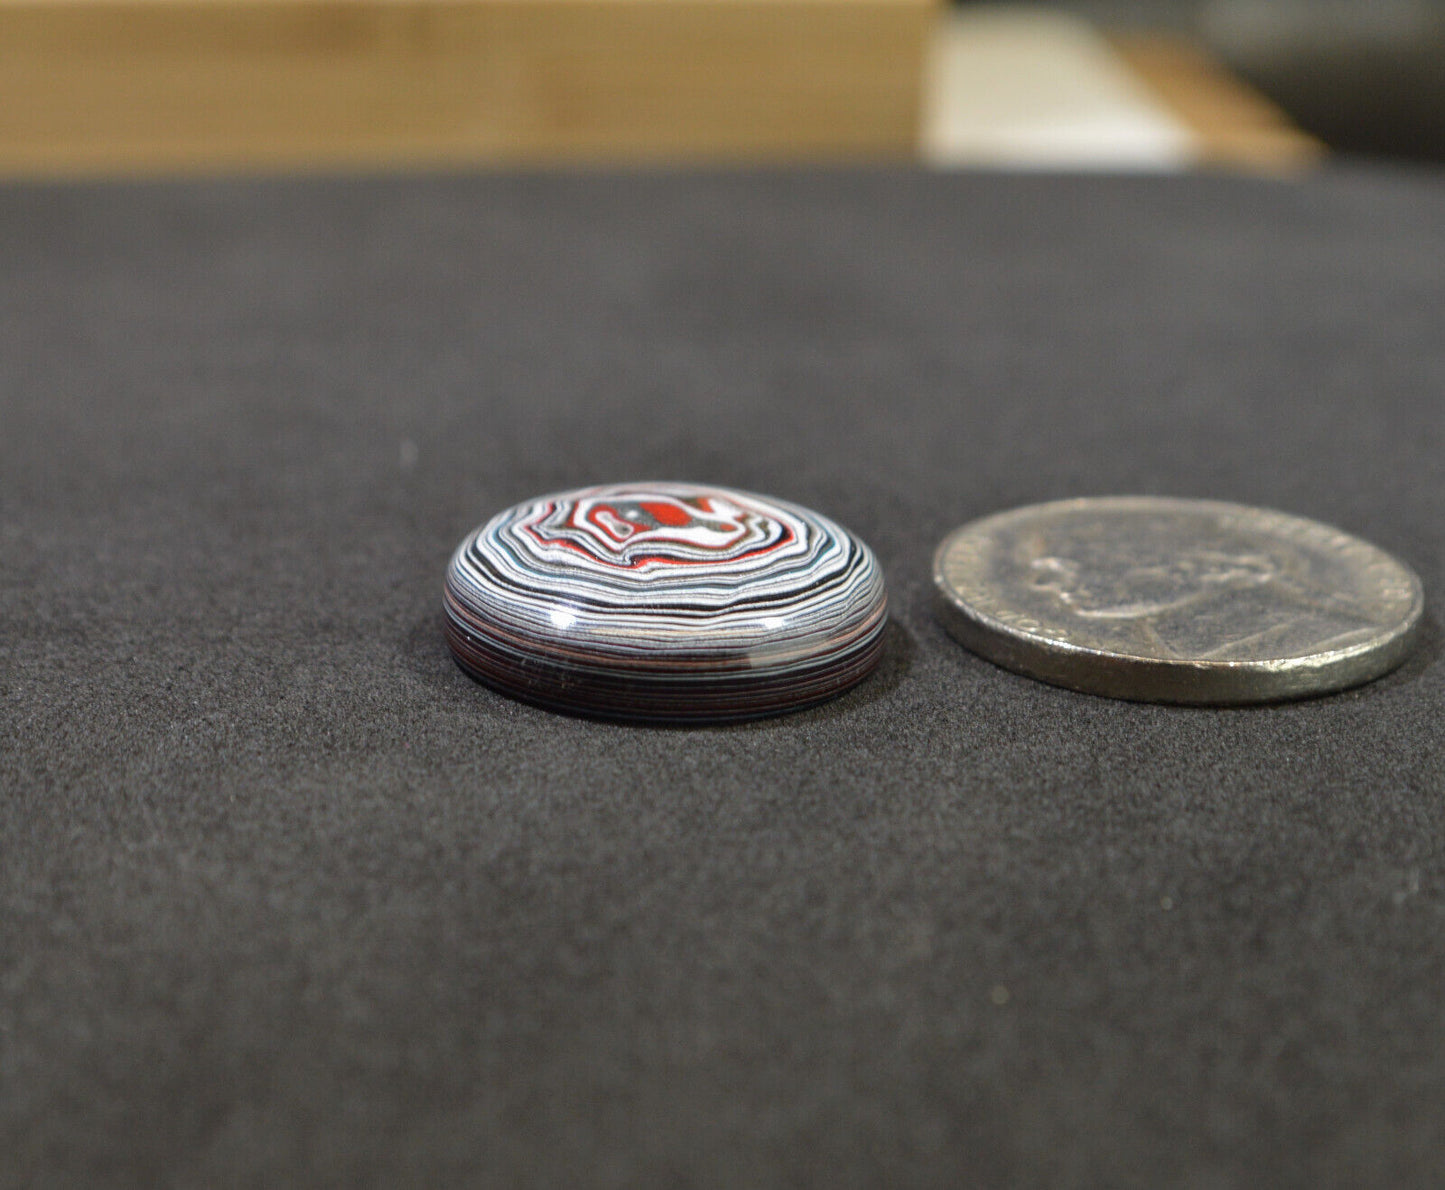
<box><xmin>444</xmin><ymin>482</ymin><xmax>888</xmax><ymax>720</ymax></box>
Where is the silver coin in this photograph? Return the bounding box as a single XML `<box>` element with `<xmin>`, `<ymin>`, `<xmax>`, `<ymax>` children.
<box><xmin>933</xmin><ymin>497</ymin><xmax>1424</xmax><ymax>704</ymax></box>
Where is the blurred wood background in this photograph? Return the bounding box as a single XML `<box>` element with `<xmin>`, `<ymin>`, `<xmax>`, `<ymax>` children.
<box><xmin>0</xmin><ymin>0</ymin><xmax>936</xmax><ymax>176</ymax></box>
<box><xmin>0</xmin><ymin>0</ymin><xmax>1317</xmax><ymax>177</ymax></box>
<box><xmin>1112</xmin><ymin>34</ymin><xmax>1321</xmax><ymax>171</ymax></box>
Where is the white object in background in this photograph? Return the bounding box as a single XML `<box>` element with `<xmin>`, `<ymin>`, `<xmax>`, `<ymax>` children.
<box><xmin>922</xmin><ymin>5</ymin><xmax>1199</xmax><ymax>170</ymax></box>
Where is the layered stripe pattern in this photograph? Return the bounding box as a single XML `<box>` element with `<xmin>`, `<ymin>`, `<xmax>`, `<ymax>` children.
<box><xmin>444</xmin><ymin>482</ymin><xmax>888</xmax><ymax>721</ymax></box>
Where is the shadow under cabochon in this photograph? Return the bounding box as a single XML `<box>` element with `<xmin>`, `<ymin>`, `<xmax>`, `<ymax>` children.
<box><xmin>443</xmin><ymin>482</ymin><xmax>888</xmax><ymax>721</ymax></box>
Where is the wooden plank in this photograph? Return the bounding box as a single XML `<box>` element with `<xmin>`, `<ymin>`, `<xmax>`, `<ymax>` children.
<box><xmin>0</xmin><ymin>0</ymin><xmax>935</xmax><ymax>177</ymax></box>
<box><xmin>922</xmin><ymin>8</ymin><xmax>1196</xmax><ymax>171</ymax></box>
<box><xmin>1111</xmin><ymin>33</ymin><xmax>1324</xmax><ymax>172</ymax></box>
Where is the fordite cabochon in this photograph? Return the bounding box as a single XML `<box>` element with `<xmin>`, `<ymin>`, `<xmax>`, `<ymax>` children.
<box><xmin>444</xmin><ymin>483</ymin><xmax>888</xmax><ymax>720</ymax></box>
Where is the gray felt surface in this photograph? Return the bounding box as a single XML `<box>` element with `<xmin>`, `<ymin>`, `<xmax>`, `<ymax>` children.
<box><xmin>2</xmin><ymin>164</ymin><xmax>1444</xmax><ymax>1188</ymax></box>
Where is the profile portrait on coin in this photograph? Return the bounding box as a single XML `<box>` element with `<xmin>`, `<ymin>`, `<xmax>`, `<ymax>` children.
<box><xmin>933</xmin><ymin>496</ymin><xmax>1423</xmax><ymax>703</ymax></box>
<box><xmin>1019</xmin><ymin>523</ymin><xmax>1385</xmax><ymax>662</ymax></box>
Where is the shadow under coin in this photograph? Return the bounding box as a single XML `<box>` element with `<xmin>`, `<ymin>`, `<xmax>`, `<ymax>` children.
<box><xmin>1326</xmin><ymin>607</ymin><xmax>1440</xmax><ymax>704</ymax></box>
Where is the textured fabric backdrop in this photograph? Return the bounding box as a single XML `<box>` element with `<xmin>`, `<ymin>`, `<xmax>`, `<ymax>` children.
<box><xmin>2</xmin><ymin>165</ymin><xmax>1443</xmax><ymax>1188</ymax></box>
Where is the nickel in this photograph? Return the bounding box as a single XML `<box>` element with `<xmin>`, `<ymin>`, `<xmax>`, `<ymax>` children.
<box><xmin>932</xmin><ymin>497</ymin><xmax>1424</xmax><ymax>704</ymax></box>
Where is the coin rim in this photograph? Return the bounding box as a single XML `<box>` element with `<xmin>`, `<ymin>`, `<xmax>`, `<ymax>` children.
<box><xmin>932</xmin><ymin>496</ymin><xmax>1426</xmax><ymax>704</ymax></box>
